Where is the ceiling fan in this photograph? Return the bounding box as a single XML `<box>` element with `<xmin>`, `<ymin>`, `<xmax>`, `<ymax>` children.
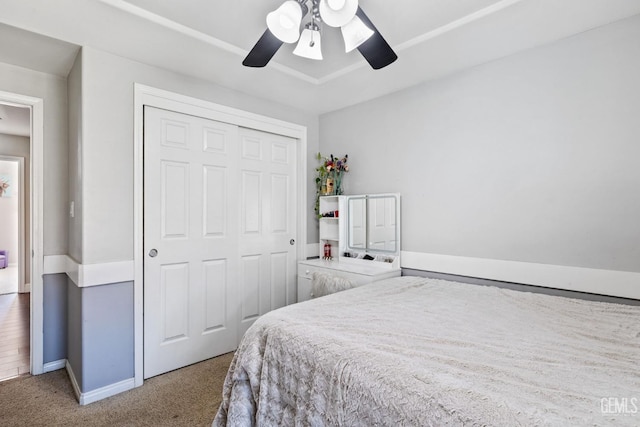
<box><xmin>243</xmin><ymin>0</ymin><xmax>397</xmax><ymax>70</ymax></box>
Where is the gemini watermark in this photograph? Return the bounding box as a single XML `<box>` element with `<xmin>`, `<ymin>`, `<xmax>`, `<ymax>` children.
<box><xmin>601</xmin><ymin>397</ymin><xmax>638</xmax><ymax>416</ymax></box>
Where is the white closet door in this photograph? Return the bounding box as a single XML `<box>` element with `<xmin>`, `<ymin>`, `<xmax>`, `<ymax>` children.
<box><xmin>143</xmin><ymin>107</ymin><xmax>299</xmax><ymax>378</ymax></box>
<box><xmin>237</xmin><ymin>127</ymin><xmax>298</xmax><ymax>338</ymax></box>
<box><xmin>143</xmin><ymin>106</ymin><xmax>239</xmax><ymax>379</ymax></box>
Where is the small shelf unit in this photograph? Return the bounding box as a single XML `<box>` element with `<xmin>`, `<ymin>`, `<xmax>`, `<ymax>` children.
<box><xmin>317</xmin><ymin>195</ymin><xmax>342</xmax><ymax>260</ymax></box>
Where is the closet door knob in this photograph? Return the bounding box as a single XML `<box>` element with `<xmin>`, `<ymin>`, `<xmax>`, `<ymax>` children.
<box><xmin>149</xmin><ymin>249</ymin><xmax>158</xmax><ymax>258</ymax></box>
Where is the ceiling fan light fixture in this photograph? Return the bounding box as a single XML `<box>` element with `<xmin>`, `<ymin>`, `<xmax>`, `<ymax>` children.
<box><xmin>267</xmin><ymin>1</ymin><xmax>304</xmax><ymax>43</ymax></box>
<box><xmin>319</xmin><ymin>0</ymin><xmax>358</xmax><ymax>27</ymax></box>
<box><xmin>341</xmin><ymin>15</ymin><xmax>374</xmax><ymax>52</ymax></box>
<box><xmin>293</xmin><ymin>23</ymin><xmax>323</xmax><ymax>60</ymax></box>
<box><xmin>244</xmin><ymin>3</ymin><xmax>397</xmax><ymax>70</ymax></box>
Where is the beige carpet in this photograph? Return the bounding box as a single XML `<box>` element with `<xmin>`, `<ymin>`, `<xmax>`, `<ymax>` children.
<box><xmin>0</xmin><ymin>352</ymin><xmax>234</xmax><ymax>426</ymax></box>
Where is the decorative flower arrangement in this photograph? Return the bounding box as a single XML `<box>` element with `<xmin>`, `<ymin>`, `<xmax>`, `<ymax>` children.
<box><xmin>314</xmin><ymin>153</ymin><xmax>349</xmax><ymax>217</ymax></box>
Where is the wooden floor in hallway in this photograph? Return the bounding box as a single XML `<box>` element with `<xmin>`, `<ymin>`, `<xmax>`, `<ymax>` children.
<box><xmin>0</xmin><ymin>292</ymin><xmax>30</xmax><ymax>381</ymax></box>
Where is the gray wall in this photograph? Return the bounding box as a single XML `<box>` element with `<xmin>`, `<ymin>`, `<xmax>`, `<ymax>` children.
<box><xmin>67</xmin><ymin>50</ymin><xmax>83</xmax><ymax>263</ymax></box>
<box><xmin>65</xmin><ymin>278</ymin><xmax>134</xmax><ymax>392</ymax></box>
<box><xmin>0</xmin><ymin>134</ymin><xmax>29</xmax><ymax>155</ymax></box>
<box><xmin>0</xmin><ymin>159</ymin><xmax>19</xmax><ymax>259</ymax></box>
<box><xmin>43</xmin><ymin>273</ymin><xmax>67</xmax><ymax>363</ymax></box>
<box><xmin>81</xmin><ymin>281</ymin><xmax>134</xmax><ymax>391</ymax></box>
<box><xmin>66</xmin><ymin>277</ymin><xmax>82</xmax><ymax>387</ymax></box>
<box><xmin>320</xmin><ymin>14</ymin><xmax>640</xmax><ymax>274</ymax></box>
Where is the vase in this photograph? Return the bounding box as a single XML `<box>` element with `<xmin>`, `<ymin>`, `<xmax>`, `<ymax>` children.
<box><xmin>334</xmin><ymin>171</ymin><xmax>343</xmax><ymax>195</ymax></box>
<box><xmin>325</xmin><ymin>177</ymin><xmax>334</xmax><ymax>195</ymax></box>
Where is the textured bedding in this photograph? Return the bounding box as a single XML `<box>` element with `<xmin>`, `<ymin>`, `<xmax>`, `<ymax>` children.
<box><xmin>213</xmin><ymin>276</ymin><xmax>640</xmax><ymax>426</ymax></box>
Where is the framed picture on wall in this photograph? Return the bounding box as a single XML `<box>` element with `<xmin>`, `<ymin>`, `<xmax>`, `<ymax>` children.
<box><xmin>0</xmin><ymin>175</ymin><xmax>12</xmax><ymax>197</ymax></box>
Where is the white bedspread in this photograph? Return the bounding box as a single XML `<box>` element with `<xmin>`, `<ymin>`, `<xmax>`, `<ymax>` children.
<box><xmin>213</xmin><ymin>276</ymin><xmax>640</xmax><ymax>426</ymax></box>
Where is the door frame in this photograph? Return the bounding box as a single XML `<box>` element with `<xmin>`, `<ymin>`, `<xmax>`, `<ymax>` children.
<box><xmin>0</xmin><ymin>91</ymin><xmax>44</xmax><ymax>375</ymax></box>
<box><xmin>133</xmin><ymin>84</ymin><xmax>308</xmax><ymax>387</ymax></box>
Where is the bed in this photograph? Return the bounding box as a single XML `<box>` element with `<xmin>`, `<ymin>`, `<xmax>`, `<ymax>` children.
<box><xmin>213</xmin><ymin>276</ymin><xmax>640</xmax><ymax>426</ymax></box>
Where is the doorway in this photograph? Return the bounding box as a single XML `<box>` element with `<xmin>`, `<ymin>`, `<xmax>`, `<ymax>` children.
<box><xmin>0</xmin><ymin>91</ymin><xmax>45</xmax><ymax>379</ymax></box>
<box><xmin>0</xmin><ymin>105</ymin><xmax>29</xmax><ymax>381</ymax></box>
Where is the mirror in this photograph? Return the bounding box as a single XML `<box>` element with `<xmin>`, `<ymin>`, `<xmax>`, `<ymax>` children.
<box><xmin>347</xmin><ymin>194</ymin><xmax>399</xmax><ymax>254</ymax></box>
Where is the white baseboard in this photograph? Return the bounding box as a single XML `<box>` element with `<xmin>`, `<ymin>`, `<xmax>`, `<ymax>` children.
<box><xmin>43</xmin><ymin>359</ymin><xmax>66</xmax><ymax>373</ymax></box>
<box><xmin>79</xmin><ymin>377</ymin><xmax>136</xmax><ymax>406</ymax></box>
<box><xmin>401</xmin><ymin>251</ymin><xmax>640</xmax><ymax>300</ymax></box>
<box><xmin>66</xmin><ymin>361</ymin><xmax>82</xmax><ymax>403</ymax></box>
<box><xmin>66</xmin><ymin>360</ymin><xmax>136</xmax><ymax>405</ymax></box>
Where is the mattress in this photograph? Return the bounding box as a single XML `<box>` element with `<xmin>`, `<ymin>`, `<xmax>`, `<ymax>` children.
<box><xmin>213</xmin><ymin>276</ymin><xmax>640</xmax><ymax>426</ymax></box>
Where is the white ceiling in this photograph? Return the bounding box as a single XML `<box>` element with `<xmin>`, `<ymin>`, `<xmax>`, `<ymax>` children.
<box><xmin>0</xmin><ymin>0</ymin><xmax>639</xmax><ymax>116</ymax></box>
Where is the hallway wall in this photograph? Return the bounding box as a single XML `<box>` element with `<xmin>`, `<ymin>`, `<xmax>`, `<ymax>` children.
<box><xmin>0</xmin><ymin>159</ymin><xmax>18</xmax><ymax>271</ymax></box>
<box><xmin>0</xmin><ymin>134</ymin><xmax>30</xmax><ymax>285</ymax></box>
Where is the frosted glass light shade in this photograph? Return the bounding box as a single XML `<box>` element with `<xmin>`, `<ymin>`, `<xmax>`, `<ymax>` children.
<box><xmin>267</xmin><ymin>1</ymin><xmax>303</xmax><ymax>43</ymax></box>
<box><xmin>341</xmin><ymin>15</ymin><xmax>374</xmax><ymax>52</ymax></box>
<box><xmin>328</xmin><ymin>0</ymin><xmax>346</xmax><ymax>9</ymax></box>
<box><xmin>319</xmin><ymin>0</ymin><xmax>358</xmax><ymax>27</ymax></box>
<box><xmin>293</xmin><ymin>28</ymin><xmax>323</xmax><ymax>60</ymax></box>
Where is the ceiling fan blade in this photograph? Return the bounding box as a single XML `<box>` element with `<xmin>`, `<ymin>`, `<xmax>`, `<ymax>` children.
<box><xmin>355</xmin><ymin>7</ymin><xmax>398</xmax><ymax>70</ymax></box>
<box><xmin>242</xmin><ymin>29</ymin><xmax>284</xmax><ymax>67</ymax></box>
